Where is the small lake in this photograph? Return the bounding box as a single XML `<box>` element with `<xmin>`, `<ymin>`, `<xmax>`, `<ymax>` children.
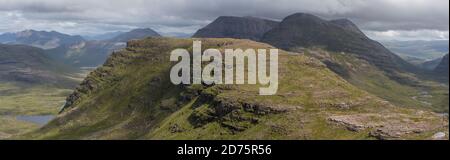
<box><xmin>16</xmin><ymin>115</ymin><xmax>55</xmax><ymax>125</ymax></box>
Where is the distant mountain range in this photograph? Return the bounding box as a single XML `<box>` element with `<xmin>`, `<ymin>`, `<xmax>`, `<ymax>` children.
<box><xmin>1</xmin><ymin>28</ymin><xmax>161</xmax><ymax>68</ymax></box>
<box><xmin>83</xmin><ymin>31</ymin><xmax>125</xmax><ymax>41</ymax></box>
<box><xmin>0</xmin><ymin>44</ymin><xmax>78</xmax><ymax>87</ymax></box>
<box><xmin>0</xmin><ymin>30</ymin><xmax>85</xmax><ymax>50</ymax></box>
<box><xmin>381</xmin><ymin>40</ymin><xmax>449</xmax><ymax>62</ymax></box>
<box><xmin>109</xmin><ymin>28</ymin><xmax>161</xmax><ymax>42</ymax></box>
<box><xmin>421</xmin><ymin>57</ymin><xmax>443</xmax><ymax>70</ymax></box>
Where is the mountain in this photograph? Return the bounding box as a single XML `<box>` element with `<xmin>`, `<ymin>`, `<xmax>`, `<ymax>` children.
<box><xmin>260</xmin><ymin>13</ymin><xmax>414</xmax><ymax>75</ymax></box>
<box><xmin>110</xmin><ymin>28</ymin><xmax>161</xmax><ymax>42</ymax></box>
<box><xmin>193</xmin><ymin>16</ymin><xmax>279</xmax><ymax>41</ymax></box>
<box><xmin>381</xmin><ymin>40</ymin><xmax>449</xmax><ymax>62</ymax></box>
<box><xmin>19</xmin><ymin>38</ymin><xmax>447</xmax><ymax>140</ymax></box>
<box><xmin>434</xmin><ymin>54</ymin><xmax>449</xmax><ymax>80</ymax></box>
<box><xmin>45</xmin><ymin>28</ymin><xmax>161</xmax><ymax>67</ymax></box>
<box><xmin>0</xmin><ymin>33</ymin><xmax>16</xmax><ymax>42</ymax></box>
<box><xmin>329</xmin><ymin>19</ymin><xmax>365</xmax><ymax>35</ymax></box>
<box><xmin>83</xmin><ymin>31</ymin><xmax>125</xmax><ymax>41</ymax></box>
<box><xmin>421</xmin><ymin>57</ymin><xmax>443</xmax><ymax>70</ymax></box>
<box><xmin>0</xmin><ymin>44</ymin><xmax>78</xmax><ymax>86</ymax></box>
<box><xmin>44</xmin><ymin>40</ymin><xmax>125</xmax><ymax>67</ymax></box>
<box><xmin>0</xmin><ymin>30</ymin><xmax>85</xmax><ymax>49</ymax></box>
<box><xmin>190</xmin><ymin>13</ymin><xmax>449</xmax><ymax>113</ymax></box>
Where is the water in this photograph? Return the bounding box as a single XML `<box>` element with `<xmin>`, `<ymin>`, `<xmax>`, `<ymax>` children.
<box><xmin>16</xmin><ymin>115</ymin><xmax>54</xmax><ymax>125</ymax></box>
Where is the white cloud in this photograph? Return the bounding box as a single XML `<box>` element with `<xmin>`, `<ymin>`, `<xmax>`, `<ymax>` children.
<box><xmin>364</xmin><ymin>30</ymin><xmax>449</xmax><ymax>41</ymax></box>
<box><xmin>0</xmin><ymin>0</ymin><xmax>448</xmax><ymax>40</ymax></box>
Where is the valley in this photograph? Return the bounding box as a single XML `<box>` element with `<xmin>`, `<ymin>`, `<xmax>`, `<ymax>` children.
<box><xmin>14</xmin><ymin>38</ymin><xmax>447</xmax><ymax>140</ymax></box>
<box><xmin>0</xmin><ymin>83</ymin><xmax>73</xmax><ymax>139</ymax></box>
<box><xmin>0</xmin><ymin>12</ymin><xmax>448</xmax><ymax>140</ymax></box>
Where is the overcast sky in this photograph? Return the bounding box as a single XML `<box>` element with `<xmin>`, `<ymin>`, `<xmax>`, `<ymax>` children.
<box><xmin>0</xmin><ymin>0</ymin><xmax>448</xmax><ymax>41</ymax></box>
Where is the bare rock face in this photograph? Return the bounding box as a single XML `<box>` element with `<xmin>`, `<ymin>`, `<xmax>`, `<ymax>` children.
<box><xmin>328</xmin><ymin>113</ymin><xmax>449</xmax><ymax>140</ymax></box>
<box><xmin>328</xmin><ymin>114</ymin><xmax>384</xmax><ymax>131</ymax></box>
<box><xmin>432</xmin><ymin>132</ymin><xmax>447</xmax><ymax>140</ymax></box>
<box><xmin>0</xmin><ymin>132</ymin><xmax>11</xmax><ymax>139</ymax></box>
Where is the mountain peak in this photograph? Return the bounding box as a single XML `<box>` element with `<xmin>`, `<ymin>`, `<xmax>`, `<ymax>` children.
<box><xmin>283</xmin><ymin>12</ymin><xmax>325</xmax><ymax>23</ymax></box>
<box><xmin>329</xmin><ymin>19</ymin><xmax>364</xmax><ymax>35</ymax></box>
<box><xmin>261</xmin><ymin>12</ymin><xmax>415</xmax><ymax>75</ymax></box>
<box><xmin>110</xmin><ymin>28</ymin><xmax>161</xmax><ymax>42</ymax></box>
<box><xmin>192</xmin><ymin>16</ymin><xmax>279</xmax><ymax>41</ymax></box>
<box><xmin>0</xmin><ymin>30</ymin><xmax>85</xmax><ymax>49</ymax></box>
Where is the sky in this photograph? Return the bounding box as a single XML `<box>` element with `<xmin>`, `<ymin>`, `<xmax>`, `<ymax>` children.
<box><xmin>0</xmin><ymin>0</ymin><xmax>448</xmax><ymax>41</ymax></box>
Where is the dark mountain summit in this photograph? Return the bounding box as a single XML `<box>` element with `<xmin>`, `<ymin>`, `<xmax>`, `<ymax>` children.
<box><xmin>193</xmin><ymin>16</ymin><xmax>279</xmax><ymax>41</ymax></box>
<box><xmin>329</xmin><ymin>19</ymin><xmax>365</xmax><ymax>35</ymax></box>
<box><xmin>260</xmin><ymin>13</ymin><xmax>414</xmax><ymax>74</ymax></box>
<box><xmin>110</xmin><ymin>28</ymin><xmax>161</xmax><ymax>42</ymax></box>
<box><xmin>0</xmin><ymin>30</ymin><xmax>85</xmax><ymax>49</ymax></box>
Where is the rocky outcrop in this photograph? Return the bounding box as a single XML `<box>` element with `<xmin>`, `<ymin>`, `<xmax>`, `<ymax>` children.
<box><xmin>187</xmin><ymin>84</ymin><xmax>301</xmax><ymax>132</ymax></box>
<box><xmin>328</xmin><ymin>113</ymin><xmax>449</xmax><ymax>140</ymax></box>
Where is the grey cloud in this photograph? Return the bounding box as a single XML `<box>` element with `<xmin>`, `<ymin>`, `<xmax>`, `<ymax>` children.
<box><xmin>0</xmin><ymin>0</ymin><xmax>448</xmax><ymax>40</ymax></box>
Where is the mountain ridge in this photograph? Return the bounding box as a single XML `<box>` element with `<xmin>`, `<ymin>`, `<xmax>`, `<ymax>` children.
<box><xmin>0</xmin><ymin>30</ymin><xmax>85</xmax><ymax>49</ymax></box>
<box><xmin>0</xmin><ymin>43</ymin><xmax>78</xmax><ymax>86</ymax></box>
<box><xmin>193</xmin><ymin>16</ymin><xmax>279</xmax><ymax>41</ymax></box>
<box><xmin>261</xmin><ymin>13</ymin><xmax>416</xmax><ymax>75</ymax></box>
<box><xmin>18</xmin><ymin>37</ymin><xmax>448</xmax><ymax>140</ymax></box>
<box><xmin>44</xmin><ymin>28</ymin><xmax>162</xmax><ymax>67</ymax></box>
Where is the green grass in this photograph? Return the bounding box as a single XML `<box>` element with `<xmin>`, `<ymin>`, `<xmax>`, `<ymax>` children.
<box><xmin>0</xmin><ymin>83</ymin><xmax>73</xmax><ymax>115</ymax></box>
<box><xmin>0</xmin><ymin>80</ymin><xmax>78</xmax><ymax>139</ymax></box>
<box><xmin>305</xmin><ymin>50</ymin><xmax>449</xmax><ymax>113</ymax></box>
<box><xmin>17</xmin><ymin>38</ymin><xmax>448</xmax><ymax>140</ymax></box>
<box><xmin>0</xmin><ymin>116</ymin><xmax>39</xmax><ymax>139</ymax></box>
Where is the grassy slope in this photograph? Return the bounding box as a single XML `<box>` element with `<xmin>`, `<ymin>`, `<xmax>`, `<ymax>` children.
<box><xmin>0</xmin><ymin>116</ymin><xmax>39</xmax><ymax>139</ymax></box>
<box><xmin>304</xmin><ymin>48</ymin><xmax>449</xmax><ymax>113</ymax></box>
<box><xmin>0</xmin><ymin>82</ymin><xmax>76</xmax><ymax>139</ymax></box>
<box><xmin>0</xmin><ymin>83</ymin><xmax>73</xmax><ymax>115</ymax></box>
<box><xmin>19</xmin><ymin>38</ymin><xmax>448</xmax><ymax>140</ymax></box>
<box><xmin>0</xmin><ymin>60</ymin><xmax>87</xmax><ymax>139</ymax></box>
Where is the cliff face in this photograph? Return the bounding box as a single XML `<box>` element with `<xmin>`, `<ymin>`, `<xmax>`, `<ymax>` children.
<box><xmin>20</xmin><ymin>38</ymin><xmax>447</xmax><ymax>140</ymax></box>
<box><xmin>193</xmin><ymin>16</ymin><xmax>279</xmax><ymax>41</ymax></box>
